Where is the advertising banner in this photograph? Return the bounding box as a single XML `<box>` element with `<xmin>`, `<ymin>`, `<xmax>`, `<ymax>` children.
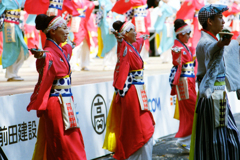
<box><xmin>71</xmin><ymin>82</ymin><xmax>113</xmax><ymax>159</ymax></box>
<box><xmin>1</xmin><ymin>74</ymin><xmax>240</xmax><ymax>159</ymax></box>
<box><xmin>145</xmin><ymin>74</ymin><xmax>179</xmax><ymax>142</ymax></box>
<box><xmin>0</xmin><ymin>93</ymin><xmax>38</xmax><ymax>160</ymax></box>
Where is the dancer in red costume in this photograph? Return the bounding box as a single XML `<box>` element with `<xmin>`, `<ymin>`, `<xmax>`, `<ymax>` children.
<box><xmin>111</xmin><ymin>0</ymin><xmax>151</xmax><ymax>62</ymax></box>
<box><xmin>27</xmin><ymin>14</ymin><xmax>86</xmax><ymax>160</ymax></box>
<box><xmin>24</xmin><ymin>0</ymin><xmax>79</xmax><ymax>47</ymax></box>
<box><xmin>169</xmin><ymin>19</ymin><xmax>196</xmax><ymax>152</ymax></box>
<box><xmin>103</xmin><ymin>20</ymin><xmax>155</xmax><ymax>160</ymax></box>
<box><xmin>70</xmin><ymin>0</ymin><xmax>95</xmax><ymax>71</ymax></box>
<box><xmin>176</xmin><ymin>0</ymin><xmax>204</xmax><ymax>76</ymax></box>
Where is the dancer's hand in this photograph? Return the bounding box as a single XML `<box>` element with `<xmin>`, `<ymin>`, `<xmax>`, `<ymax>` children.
<box><xmin>139</xmin><ymin>34</ymin><xmax>150</xmax><ymax>40</ymax></box>
<box><xmin>112</xmin><ymin>30</ymin><xmax>124</xmax><ymax>40</ymax></box>
<box><xmin>72</xmin><ymin>41</ymin><xmax>76</xmax><ymax>46</ymax></box>
<box><xmin>29</xmin><ymin>45</ymin><xmax>47</xmax><ymax>59</ymax></box>
<box><xmin>171</xmin><ymin>46</ymin><xmax>183</xmax><ymax>53</ymax></box>
<box><xmin>218</xmin><ymin>34</ymin><xmax>232</xmax><ymax>47</ymax></box>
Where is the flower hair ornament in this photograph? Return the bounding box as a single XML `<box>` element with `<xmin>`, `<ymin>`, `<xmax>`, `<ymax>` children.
<box><xmin>44</xmin><ymin>16</ymin><xmax>66</xmax><ymax>34</ymax></box>
<box><xmin>175</xmin><ymin>24</ymin><xmax>191</xmax><ymax>36</ymax></box>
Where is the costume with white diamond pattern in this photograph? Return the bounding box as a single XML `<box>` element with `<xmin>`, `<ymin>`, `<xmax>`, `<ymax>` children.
<box><xmin>170</xmin><ymin>39</ymin><xmax>197</xmax><ymax>138</ymax></box>
<box><xmin>112</xmin><ymin>37</ymin><xmax>155</xmax><ymax>159</ymax></box>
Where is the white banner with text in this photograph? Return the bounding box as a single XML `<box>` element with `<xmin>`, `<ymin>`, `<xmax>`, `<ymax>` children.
<box><xmin>1</xmin><ymin>74</ymin><xmax>240</xmax><ymax>159</ymax></box>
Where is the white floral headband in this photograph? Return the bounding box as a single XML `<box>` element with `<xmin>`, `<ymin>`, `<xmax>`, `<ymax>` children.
<box><xmin>175</xmin><ymin>24</ymin><xmax>191</xmax><ymax>36</ymax></box>
<box><xmin>43</xmin><ymin>16</ymin><xmax>66</xmax><ymax>34</ymax></box>
<box><xmin>119</xmin><ymin>21</ymin><xmax>135</xmax><ymax>35</ymax></box>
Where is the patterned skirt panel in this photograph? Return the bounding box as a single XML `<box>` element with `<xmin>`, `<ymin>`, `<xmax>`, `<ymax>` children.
<box><xmin>194</xmin><ymin>96</ymin><xmax>240</xmax><ymax>160</ymax></box>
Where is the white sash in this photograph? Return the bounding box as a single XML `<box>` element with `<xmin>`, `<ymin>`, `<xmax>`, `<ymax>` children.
<box><xmin>232</xmin><ymin>18</ymin><xmax>240</xmax><ymax>32</ymax></box>
<box><xmin>135</xmin><ymin>84</ymin><xmax>149</xmax><ymax>111</ymax></box>
<box><xmin>71</xmin><ymin>16</ymin><xmax>81</xmax><ymax>33</ymax></box>
<box><xmin>46</xmin><ymin>8</ymin><xmax>58</xmax><ymax>16</ymax></box>
<box><xmin>58</xmin><ymin>94</ymin><xmax>80</xmax><ymax>130</ymax></box>
<box><xmin>176</xmin><ymin>77</ymin><xmax>189</xmax><ymax>101</ymax></box>
<box><xmin>135</xmin><ymin>17</ymin><xmax>146</xmax><ymax>33</ymax></box>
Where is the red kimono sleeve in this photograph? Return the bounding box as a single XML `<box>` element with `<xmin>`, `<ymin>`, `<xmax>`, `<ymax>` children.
<box><xmin>111</xmin><ymin>0</ymin><xmax>146</xmax><ymax>14</ymax></box>
<box><xmin>24</xmin><ymin>0</ymin><xmax>49</xmax><ymax>14</ymax></box>
<box><xmin>170</xmin><ymin>49</ymin><xmax>182</xmax><ymax>95</ymax></box>
<box><xmin>132</xmin><ymin>37</ymin><xmax>144</xmax><ymax>53</ymax></box>
<box><xmin>111</xmin><ymin>0</ymin><xmax>132</xmax><ymax>14</ymax></box>
<box><xmin>27</xmin><ymin>53</ymin><xmax>56</xmax><ymax>113</ymax></box>
<box><xmin>113</xmin><ymin>41</ymin><xmax>130</xmax><ymax>90</ymax></box>
<box><xmin>176</xmin><ymin>0</ymin><xmax>204</xmax><ymax>20</ymax></box>
<box><xmin>73</xmin><ymin>0</ymin><xmax>94</xmax><ymax>46</ymax></box>
<box><xmin>176</xmin><ymin>1</ymin><xmax>195</xmax><ymax>20</ymax></box>
<box><xmin>62</xmin><ymin>44</ymin><xmax>73</xmax><ymax>60</ymax></box>
<box><xmin>61</xmin><ymin>0</ymin><xmax>80</xmax><ymax>17</ymax></box>
<box><xmin>223</xmin><ymin>3</ymin><xmax>240</xmax><ymax>17</ymax></box>
<box><xmin>172</xmin><ymin>50</ymin><xmax>182</xmax><ymax>86</ymax></box>
<box><xmin>192</xmin><ymin>0</ymin><xmax>204</xmax><ymax>10</ymax></box>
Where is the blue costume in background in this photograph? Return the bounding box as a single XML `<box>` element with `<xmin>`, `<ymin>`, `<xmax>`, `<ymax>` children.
<box><xmin>0</xmin><ymin>0</ymin><xmax>28</xmax><ymax>69</ymax></box>
<box><xmin>97</xmin><ymin>0</ymin><xmax>116</xmax><ymax>57</ymax></box>
<box><xmin>154</xmin><ymin>1</ymin><xmax>175</xmax><ymax>55</ymax></box>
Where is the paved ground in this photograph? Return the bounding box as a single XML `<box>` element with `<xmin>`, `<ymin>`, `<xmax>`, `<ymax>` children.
<box><xmin>94</xmin><ymin>113</ymin><xmax>240</xmax><ymax>160</ymax></box>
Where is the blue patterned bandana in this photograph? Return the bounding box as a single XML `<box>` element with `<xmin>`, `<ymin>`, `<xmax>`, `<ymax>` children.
<box><xmin>198</xmin><ymin>4</ymin><xmax>228</xmax><ymax>26</ymax></box>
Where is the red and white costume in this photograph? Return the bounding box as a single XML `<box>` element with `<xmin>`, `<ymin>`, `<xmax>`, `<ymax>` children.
<box><xmin>71</xmin><ymin>0</ymin><xmax>94</xmax><ymax>47</ymax></box>
<box><xmin>107</xmin><ymin>35</ymin><xmax>155</xmax><ymax>159</ymax></box>
<box><xmin>176</xmin><ymin>0</ymin><xmax>204</xmax><ymax>48</ymax></box>
<box><xmin>27</xmin><ymin>39</ymin><xmax>86</xmax><ymax>160</ymax></box>
<box><xmin>24</xmin><ymin>0</ymin><xmax>79</xmax><ymax>46</ymax></box>
<box><xmin>170</xmin><ymin>37</ymin><xmax>196</xmax><ymax>146</ymax></box>
<box><xmin>70</xmin><ymin>0</ymin><xmax>95</xmax><ymax>70</ymax></box>
<box><xmin>111</xmin><ymin>0</ymin><xmax>151</xmax><ymax>62</ymax></box>
<box><xmin>176</xmin><ymin>0</ymin><xmax>204</xmax><ymax>78</ymax></box>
